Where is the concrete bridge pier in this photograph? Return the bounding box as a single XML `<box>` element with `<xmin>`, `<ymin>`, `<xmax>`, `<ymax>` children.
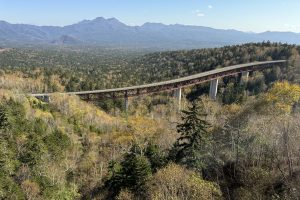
<box><xmin>125</xmin><ymin>91</ymin><xmax>129</xmax><ymax>113</ymax></box>
<box><xmin>209</xmin><ymin>79</ymin><xmax>219</xmax><ymax>100</ymax></box>
<box><xmin>240</xmin><ymin>71</ymin><xmax>249</xmax><ymax>85</ymax></box>
<box><xmin>174</xmin><ymin>87</ymin><xmax>182</xmax><ymax>111</ymax></box>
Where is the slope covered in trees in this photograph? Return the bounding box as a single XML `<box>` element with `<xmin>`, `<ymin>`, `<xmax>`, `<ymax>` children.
<box><xmin>1</xmin><ymin>43</ymin><xmax>300</xmax><ymax>199</ymax></box>
<box><xmin>0</xmin><ymin>81</ymin><xmax>300</xmax><ymax>199</ymax></box>
<box><xmin>128</xmin><ymin>42</ymin><xmax>298</xmax><ymax>83</ymax></box>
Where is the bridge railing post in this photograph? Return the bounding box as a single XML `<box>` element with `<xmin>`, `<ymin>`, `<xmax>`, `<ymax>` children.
<box><xmin>209</xmin><ymin>78</ymin><xmax>219</xmax><ymax>100</ymax></box>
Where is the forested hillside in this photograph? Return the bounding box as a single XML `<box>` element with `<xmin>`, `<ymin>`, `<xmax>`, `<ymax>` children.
<box><xmin>0</xmin><ymin>47</ymin><xmax>142</xmax><ymax>92</ymax></box>
<box><xmin>1</xmin><ymin>43</ymin><xmax>300</xmax><ymax>199</ymax></box>
<box><xmin>1</xmin><ymin>81</ymin><xmax>300</xmax><ymax>199</ymax></box>
<box><xmin>128</xmin><ymin>42</ymin><xmax>299</xmax><ymax>83</ymax></box>
<box><xmin>1</xmin><ymin>43</ymin><xmax>299</xmax><ymax>93</ymax></box>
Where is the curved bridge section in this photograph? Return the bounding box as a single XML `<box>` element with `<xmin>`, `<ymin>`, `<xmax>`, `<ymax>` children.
<box><xmin>32</xmin><ymin>60</ymin><xmax>287</xmax><ymax>105</ymax></box>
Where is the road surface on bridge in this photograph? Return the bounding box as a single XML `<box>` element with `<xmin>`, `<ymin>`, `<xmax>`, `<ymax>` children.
<box><xmin>31</xmin><ymin>60</ymin><xmax>287</xmax><ymax>100</ymax></box>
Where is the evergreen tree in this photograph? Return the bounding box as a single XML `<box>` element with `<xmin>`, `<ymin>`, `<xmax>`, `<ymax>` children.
<box><xmin>121</xmin><ymin>152</ymin><xmax>151</xmax><ymax>192</ymax></box>
<box><xmin>145</xmin><ymin>142</ymin><xmax>166</xmax><ymax>173</ymax></box>
<box><xmin>106</xmin><ymin>144</ymin><xmax>152</xmax><ymax>198</ymax></box>
<box><xmin>170</xmin><ymin>99</ymin><xmax>211</xmax><ymax>172</ymax></box>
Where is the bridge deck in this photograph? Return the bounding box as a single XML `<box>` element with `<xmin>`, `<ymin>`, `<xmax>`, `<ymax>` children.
<box><xmin>31</xmin><ymin>60</ymin><xmax>286</xmax><ymax>98</ymax></box>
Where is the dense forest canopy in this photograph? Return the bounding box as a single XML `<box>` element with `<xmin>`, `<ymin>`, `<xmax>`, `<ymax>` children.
<box><xmin>0</xmin><ymin>43</ymin><xmax>300</xmax><ymax>199</ymax></box>
<box><xmin>0</xmin><ymin>42</ymin><xmax>299</xmax><ymax>94</ymax></box>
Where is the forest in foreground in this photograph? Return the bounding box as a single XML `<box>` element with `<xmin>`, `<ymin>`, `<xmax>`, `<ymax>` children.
<box><xmin>0</xmin><ymin>43</ymin><xmax>300</xmax><ymax>199</ymax></box>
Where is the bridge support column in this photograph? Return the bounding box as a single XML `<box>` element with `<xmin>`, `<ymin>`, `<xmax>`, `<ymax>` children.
<box><xmin>209</xmin><ymin>79</ymin><xmax>219</xmax><ymax>100</ymax></box>
<box><xmin>125</xmin><ymin>91</ymin><xmax>129</xmax><ymax>113</ymax></box>
<box><xmin>240</xmin><ymin>71</ymin><xmax>249</xmax><ymax>85</ymax></box>
<box><xmin>174</xmin><ymin>87</ymin><xmax>182</xmax><ymax>111</ymax></box>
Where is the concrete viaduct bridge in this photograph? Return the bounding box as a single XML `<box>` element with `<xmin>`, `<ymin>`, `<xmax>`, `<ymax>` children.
<box><xmin>31</xmin><ymin>60</ymin><xmax>287</xmax><ymax>110</ymax></box>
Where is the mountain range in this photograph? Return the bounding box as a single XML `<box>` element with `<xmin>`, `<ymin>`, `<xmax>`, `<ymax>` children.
<box><xmin>0</xmin><ymin>17</ymin><xmax>300</xmax><ymax>49</ymax></box>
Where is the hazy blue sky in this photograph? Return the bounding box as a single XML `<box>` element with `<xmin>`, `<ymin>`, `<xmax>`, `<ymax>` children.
<box><xmin>0</xmin><ymin>0</ymin><xmax>299</xmax><ymax>32</ymax></box>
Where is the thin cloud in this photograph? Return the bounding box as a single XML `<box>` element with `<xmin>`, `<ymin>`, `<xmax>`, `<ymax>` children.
<box><xmin>208</xmin><ymin>5</ymin><xmax>213</xmax><ymax>9</ymax></box>
<box><xmin>195</xmin><ymin>10</ymin><xmax>205</xmax><ymax>17</ymax></box>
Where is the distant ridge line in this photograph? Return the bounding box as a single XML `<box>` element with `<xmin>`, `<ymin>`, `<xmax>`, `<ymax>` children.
<box><xmin>0</xmin><ymin>17</ymin><xmax>300</xmax><ymax>49</ymax></box>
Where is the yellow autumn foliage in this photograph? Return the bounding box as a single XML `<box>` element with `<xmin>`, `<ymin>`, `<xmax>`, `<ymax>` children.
<box><xmin>0</xmin><ymin>89</ymin><xmax>14</xmax><ymax>100</ymax></box>
<box><xmin>50</xmin><ymin>93</ymin><xmax>120</xmax><ymax>130</ymax></box>
<box><xmin>0</xmin><ymin>73</ymin><xmax>45</xmax><ymax>93</ymax></box>
<box><xmin>110</xmin><ymin>131</ymin><xmax>135</xmax><ymax>145</ymax></box>
<box><xmin>33</xmin><ymin>109</ymin><xmax>53</xmax><ymax>120</ymax></box>
<box><xmin>264</xmin><ymin>81</ymin><xmax>300</xmax><ymax>113</ymax></box>
<box><xmin>50</xmin><ymin>75</ymin><xmax>65</xmax><ymax>92</ymax></box>
<box><xmin>147</xmin><ymin>163</ymin><xmax>222</xmax><ymax>200</ymax></box>
<box><xmin>222</xmin><ymin>103</ymin><xmax>242</xmax><ymax>116</ymax></box>
<box><xmin>100</xmin><ymin>116</ymin><xmax>165</xmax><ymax>147</ymax></box>
<box><xmin>127</xmin><ymin>116</ymin><xmax>161</xmax><ymax>140</ymax></box>
<box><xmin>26</xmin><ymin>97</ymin><xmax>54</xmax><ymax>121</ymax></box>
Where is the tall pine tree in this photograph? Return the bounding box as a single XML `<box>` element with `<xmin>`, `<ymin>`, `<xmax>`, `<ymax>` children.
<box><xmin>170</xmin><ymin>99</ymin><xmax>211</xmax><ymax>172</ymax></box>
<box><xmin>106</xmin><ymin>143</ymin><xmax>152</xmax><ymax>198</ymax></box>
